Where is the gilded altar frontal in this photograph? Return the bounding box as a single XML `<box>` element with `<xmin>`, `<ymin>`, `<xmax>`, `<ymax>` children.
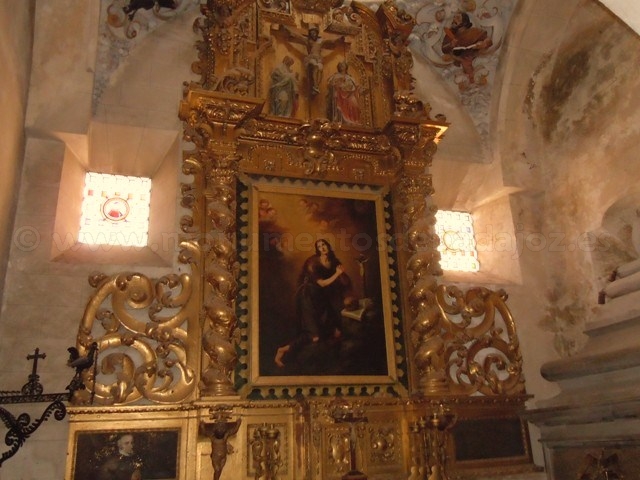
<box><xmin>63</xmin><ymin>1</ymin><xmax>535</xmax><ymax>479</ymax></box>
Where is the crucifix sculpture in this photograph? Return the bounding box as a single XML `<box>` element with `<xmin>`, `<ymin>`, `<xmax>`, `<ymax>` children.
<box><xmin>330</xmin><ymin>397</ymin><xmax>368</xmax><ymax>480</ymax></box>
<box><xmin>274</xmin><ymin>23</ymin><xmax>346</xmax><ymax>97</ymax></box>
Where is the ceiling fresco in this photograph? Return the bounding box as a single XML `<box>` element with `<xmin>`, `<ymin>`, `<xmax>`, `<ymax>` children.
<box><xmin>403</xmin><ymin>0</ymin><xmax>515</xmax><ymax>141</ymax></box>
<box><xmin>94</xmin><ymin>0</ymin><xmax>199</xmax><ymax>110</ymax></box>
<box><xmin>94</xmin><ymin>0</ymin><xmax>515</xmax><ymax>146</ymax></box>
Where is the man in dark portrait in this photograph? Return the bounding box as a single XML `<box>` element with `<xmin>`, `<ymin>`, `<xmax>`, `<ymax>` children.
<box><xmin>97</xmin><ymin>433</ymin><xmax>143</xmax><ymax>480</ymax></box>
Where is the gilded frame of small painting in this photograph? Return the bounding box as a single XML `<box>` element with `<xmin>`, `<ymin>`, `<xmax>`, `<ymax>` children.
<box><xmin>66</xmin><ymin>416</ymin><xmax>186</xmax><ymax>480</ymax></box>
<box><xmin>238</xmin><ymin>176</ymin><xmax>405</xmax><ymax>395</ymax></box>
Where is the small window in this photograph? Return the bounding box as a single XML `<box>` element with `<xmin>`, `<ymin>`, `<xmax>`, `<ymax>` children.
<box><xmin>435</xmin><ymin>210</ymin><xmax>480</xmax><ymax>272</ymax></box>
<box><xmin>78</xmin><ymin>173</ymin><xmax>151</xmax><ymax>247</ymax></box>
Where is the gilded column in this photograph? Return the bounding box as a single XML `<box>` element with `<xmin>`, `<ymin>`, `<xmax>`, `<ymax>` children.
<box><xmin>387</xmin><ymin>115</ymin><xmax>449</xmax><ymax>396</ymax></box>
<box><xmin>180</xmin><ymin>88</ymin><xmax>261</xmax><ymax>397</ymax></box>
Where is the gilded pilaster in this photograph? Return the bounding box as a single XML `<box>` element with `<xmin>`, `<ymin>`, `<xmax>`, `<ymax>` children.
<box><xmin>386</xmin><ymin>110</ymin><xmax>448</xmax><ymax>396</ymax></box>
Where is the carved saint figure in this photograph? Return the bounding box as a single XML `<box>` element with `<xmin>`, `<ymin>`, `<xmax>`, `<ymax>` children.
<box><xmin>326</xmin><ymin>61</ymin><xmax>361</xmax><ymax>124</ymax></box>
<box><xmin>269</xmin><ymin>56</ymin><xmax>298</xmax><ymax>117</ymax></box>
<box><xmin>441</xmin><ymin>12</ymin><xmax>492</xmax><ymax>84</ymax></box>
<box><xmin>277</xmin><ymin>23</ymin><xmax>345</xmax><ymax>96</ymax></box>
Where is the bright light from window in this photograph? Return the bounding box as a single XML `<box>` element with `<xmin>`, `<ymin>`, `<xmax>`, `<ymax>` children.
<box><xmin>435</xmin><ymin>210</ymin><xmax>480</xmax><ymax>272</ymax></box>
<box><xmin>79</xmin><ymin>173</ymin><xmax>151</xmax><ymax>247</ymax></box>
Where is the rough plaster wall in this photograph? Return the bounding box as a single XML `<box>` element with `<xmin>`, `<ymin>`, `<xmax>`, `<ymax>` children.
<box><xmin>0</xmin><ymin>0</ymin><xmax>34</xmax><ymax>299</ymax></box>
<box><xmin>530</xmin><ymin>0</ymin><xmax>640</xmax><ymax>357</ymax></box>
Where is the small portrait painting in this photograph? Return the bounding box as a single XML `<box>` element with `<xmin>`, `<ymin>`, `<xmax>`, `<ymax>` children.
<box><xmin>71</xmin><ymin>429</ymin><xmax>179</xmax><ymax>480</ymax></box>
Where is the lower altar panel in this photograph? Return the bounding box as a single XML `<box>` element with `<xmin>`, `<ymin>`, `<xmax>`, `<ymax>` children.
<box><xmin>65</xmin><ymin>396</ymin><xmax>536</xmax><ymax>480</ymax></box>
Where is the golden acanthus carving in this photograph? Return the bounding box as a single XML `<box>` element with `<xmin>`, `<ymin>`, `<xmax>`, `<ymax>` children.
<box><xmin>238</xmin><ymin>117</ymin><xmax>303</xmax><ymax>143</ymax></box>
<box><xmin>257</xmin><ymin>0</ymin><xmax>289</xmax><ymax>14</ymax></box>
<box><xmin>73</xmin><ymin>271</ymin><xmax>199</xmax><ymax>405</ymax></box>
<box><xmin>286</xmin><ymin>119</ymin><xmax>344</xmax><ymax>176</ymax></box>
<box><xmin>436</xmin><ymin>286</ymin><xmax>526</xmax><ymax>396</ymax></box>
<box><xmin>327</xmin><ymin>5</ymin><xmax>363</xmax><ymax>35</ymax></box>
<box><xmin>393</xmin><ymin>91</ymin><xmax>432</xmax><ymax>118</ymax></box>
<box><xmin>192</xmin><ymin>0</ymin><xmax>256</xmax><ymax>88</ymax></box>
<box><xmin>250</xmin><ymin>423</ymin><xmax>285</xmax><ymax>479</ymax></box>
<box><xmin>393</xmin><ymin>173</ymin><xmax>447</xmax><ymax>396</ymax></box>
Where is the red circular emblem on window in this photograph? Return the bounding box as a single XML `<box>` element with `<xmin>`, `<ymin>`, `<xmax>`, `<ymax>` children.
<box><xmin>102</xmin><ymin>197</ymin><xmax>130</xmax><ymax>221</ymax></box>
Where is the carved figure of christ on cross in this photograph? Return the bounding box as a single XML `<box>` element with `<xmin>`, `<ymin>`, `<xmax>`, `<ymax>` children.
<box><xmin>276</xmin><ymin>23</ymin><xmax>346</xmax><ymax>97</ymax></box>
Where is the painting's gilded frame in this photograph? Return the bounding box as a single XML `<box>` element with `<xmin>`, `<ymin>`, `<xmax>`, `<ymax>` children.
<box><xmin>65</xmin><ymin>409</ymin><xmax>191</xmax><ymax>480</ymax></box>
<box><xmin>237</xmin><ymin>176</ymin><xmax>404</xmax><ymax>393</ymax></box>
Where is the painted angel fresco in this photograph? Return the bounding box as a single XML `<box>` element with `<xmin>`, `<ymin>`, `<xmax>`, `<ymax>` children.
<box><xmin>413</xmin><ymin>0</ymin><xmax>507</xmax><ymax>90</ymax></box>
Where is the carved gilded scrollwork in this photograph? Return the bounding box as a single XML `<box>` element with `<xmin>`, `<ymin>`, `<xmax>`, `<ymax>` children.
<box><xmin>286</xmin><ymin>119</ymin><xmax>344</xmax><ymax>176</ymax></box>
<box><xmin>180</xmin><ymin>86</ymin><xmax>248</xmax><ymax>400</ymax></box>
<box><xmin>250</xmin><ymin>423</ymin><xmax>285</xmax><ymax>479</ymax></box>
<box><xmin>376</xmin><ymin>0</ymin><xmax>416</xmax><ymax>91</ymax></box>
<box><xmin>182</xmin><ymin>93</ymin><xmax>263</xmax><ymax>134</ymax></box>
<box><xmin>327</xmin><ymin>428</ymin><xmax>351</xmax><ymax>474</ymax></box>
<box><xmin>257</xmin><ymin>0</ymin><xmax>289</xmax><ymax>14</ymax></box>
<box><xmin>386</xmin><ymin>121</ymin><xmax>444</xmax><ymax>170</ymax></box>
<box><xmin>436</xmin><ymin>286</ymin><xmax>526</xmax><ymax>396</ymax></box>
<box><xmin>74</xmin><ymin>271</ymin><xmax>199</xmax><ymax>405</ymax></box>
<box><xmin>191</xmin><ymin>0</ymin><xmax>254</xmax><ymax>89</ymax></box>
<box><xmin>238</xmin><ymin>117</ymin><xmax>302</xmax><ymax>143</ymax></box>
<box><xmin>327</xmin><ymin>5</ymin><xmax>362</xmax><ymax>35</ymax></box>
<box><xmin>214</xmin><ymin>66</ymin><xmax>256</xmax><ymax>95</ymax></box>
<box><xmin>393</xmin><ymin>91</ymin><xmax>432</xmax><ymax>119</ymax></box>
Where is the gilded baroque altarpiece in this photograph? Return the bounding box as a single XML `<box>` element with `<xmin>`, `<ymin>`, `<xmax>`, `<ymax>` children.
<box><xmin>66</xmin><ymin>0</ymin><xmax>535</xmax><ymax>478</ymax></box>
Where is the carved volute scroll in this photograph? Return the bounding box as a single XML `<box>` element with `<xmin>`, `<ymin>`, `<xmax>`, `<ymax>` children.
<box><xmin>73</xmin><ymin>269</ymin><xmax>200</xmax><ymax>405</ymax></box>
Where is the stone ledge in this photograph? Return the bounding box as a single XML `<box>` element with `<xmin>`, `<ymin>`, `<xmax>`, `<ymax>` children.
<box><xmin>540</xmin><ymin>346</ymin><xmax>640</xmax><ymax>381</ymax></box>
<box><xmin>523</xmin><ymin>398</ymin><xmax>640</xmax><ymax>426</ymax></box>
<box><xmin>593</xmin><ymin>289</ymin><xmax>640</xmax><ymax>328</ymax></box>
<box><xmin>604</xmin><ymin>269</ymin><xmax>640</xmax><ymax>298</ymax></box>
<box><xmin>616</xmin><ymin>257</ymin><xmax>640</xmax><ymax>278</ymax></box>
